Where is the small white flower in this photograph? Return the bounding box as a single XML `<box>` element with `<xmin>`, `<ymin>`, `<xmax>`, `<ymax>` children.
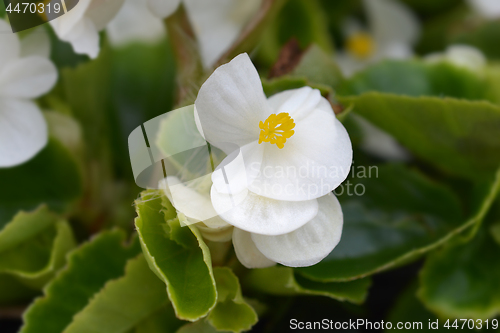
<box><xmin>109</xmin><ymin>0</ymin><xmax>262</xmax><ymax>68</ymax></box>
<box><xmin>466</xmin><ymin>0</ymin><xmax>500</xmax><ymax>20</ymax></box>
<box><xmin>424</xmin><ymin>45</ymin><xmax>487</xmax><ymax>72</ymax></box>
<box><xmin>107</xmin><ymin>0</ymin><xmax>165</xmax><ymax>46</ymax></box>
<box><xmin>0</xmin><ymin>20</ymin><xmax>58</xmax><ymax>167</ymax></box>
<box><xmin>336</xmin><ymin>0</ymin><xmax>420</xmax><ymax>77</ymax></box>
<box><xmin>352</xmin><ymin>114</ymin><xmax>410</xmax><ymax>161</ymax></box>
<box><xmin>49</xmin><ymin>0</ymin><xmax>124</xmax><ymax>58</ymax></box>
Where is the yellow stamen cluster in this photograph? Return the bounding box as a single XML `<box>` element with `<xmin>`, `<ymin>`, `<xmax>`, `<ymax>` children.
<box><xmin>258</xmin><ymin>113</ymin><xmax>295</xmax><ymax>149</ymax></box>
<box><xmin>346</xmin><ymin>32</ymin><xmax>375</xmax><ymax>59</ymax></box>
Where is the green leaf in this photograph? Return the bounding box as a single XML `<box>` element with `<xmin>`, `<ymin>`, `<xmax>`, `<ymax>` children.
<box><xmin>291</xmin><ymin>44</ymin><xmax>343</xmax><ymax>89</ymax></box>
<box><xmin>256</xmin><ymin>0</ymin><xmax>332</xmax><ymax>67</ymax></box>
<box><xmin>418</xmin><ymin>228</ymin><xmax>500</xmax><ymax>320</ymax></box>
<box><xmin>451</xmin><ymin>20</ymin><xmax>500</xmax><ymax>60</ymax></box>
<box><xmin>0</xmin><ymin>206</ymin><xmax>75</xmax><ymax>289</ymax></box>
<box><xmin>338</xmin><ymin>60</ymin><xmax>489</xmax><ymax>101</ymax></box>
<box><xmin>297</xmin><ymin>164</ymin><xmax>500</xmax><ymax>282</ymax></box>
<box><xmin>491</xmin><ymin>221</ymin><xmax>500</xmax><ymax>245</ymax></box>
<box><xmin>244</xmin><ymin>266</ymin><xmax>371</xmax><ymax>305</ymax></box>
<box><xmin>207</xmin><ymin>267</ymin><xmax>257</xmax><ymax>333</ymax></box>
<box><xmin>134</xmin><ymin>304</ymin><xmax>185</xmax><ymax>333</ymax></box>
<box><xmin>62</xmin><ymin>255</ymin><xmax>168</xmax><ymax>333</ymax></box>
<box><xmin>177</xmin><ymin>320</ymin><xmax>222</xmax><ymax>333</ymax></box>
<box><xmin>0</xmin><ymin>274</ymin><xmax>39</xmax><ymax>306</ymax></box>
<box><xmin>20</xmin><ymin>229</ymin><xmax>140</xmax><ymax>333</ymax></box>
<box><xmin>0</xmin><ymin>138</ymin><xmax>83</xmax><ymax>227</ymax></box>
<box><xmin>339</xmin><ymin>93</ymin><xmax>500</xmax><ymax>181</ymax></box>
<box><xmin>388</xmin><ymin>282</ymin><xmax>477</xmax><ymax>332</ymax></box>
<box><xmin>262</xmin><ymin>76</ymin><xmax>310</xmax><ymax>97</ymax></box>
<box><xmin>134</xmin><ymin>190</ymin><xmax>217</xmax><ymax>321</ymax></box>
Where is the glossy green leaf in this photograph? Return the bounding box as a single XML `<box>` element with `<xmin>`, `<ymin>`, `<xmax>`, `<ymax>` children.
<box><xmin>207</xmin><ymin>267</ymin><xmax>257</xmax><ymax>333</ymax></box>
<box><xmin>418</xmin><ymin>228</ymin><xmax>500</xmax><ymax>320</ymax></box>
<box><xmin>63</xmin><ymin>255</ymin><xmax>168</xmax><ymax>333</ymax></box>
<box><xmin>388</xmin><ymin>283</ymin><xmax>477</xmax><ymax>332</ymax></box>
<box><xmin>262</xmin><ymin>76</ymin><xmax>310</xmax><ymax>97</ymax></box>
<box><xmin>20</xmin><ymin>229</ymin><xmax>140</xmax><ymax>333</ymax></box>
<box><xmin>244</xmin><ymin>266</ymin><xmax>371</xmax><ymax>304</ymax></box>
<box><xmin>134</xmin><ymin>304</ymin><xmax>185</xmax><ymax>333</ymax></box>
<box><xmin>339</xmin><ymin>93</ymin><xmax>500</xmax><ymax>181</ymax></box>
<box><xmin>134</xmin><ymin>190</ymin><xmax>217</xmax><ymax>321</ymax></box>
<box><xmin>0</xmin><ymin>206</ymin><xmax>75</xmax><ymax>289</ymax></box>
<box><xmin>298</xmin><ymin>164</ymin><xmax>500</xmax><ymax>282</ymax></box>
<box><xmin>177</xmin><ymin>320</ymin><xmax>221</xmax><ymax>333</ymax></box>
<box><xmin>0</xmin><ymin>138</ymin><xmax>83</xmax><ymax>227</ymax></box>
<box><xmin>291</xmin><ymin>44</ymin><xmax>343</xmax><ymax>88</ymax></box>
<box><xmin>256</xmin><ymin>0</ymin><xmax>332</xmax><ymax>67</ymax></box>
<box><xmin>338</xmin><ymin>60</ymin><xmax>489</xmax><ymax>101</ymax></box>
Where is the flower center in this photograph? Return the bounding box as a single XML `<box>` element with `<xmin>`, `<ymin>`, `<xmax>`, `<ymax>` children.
<box><xmin>258</xmin><ymin>113</ymin><xmax>295</xmax><ymax>149</ymax></box>
<box><xmin>346</xmin><ymin>32</ymin><xmax>375</xmax><ymax>59</ymax></box>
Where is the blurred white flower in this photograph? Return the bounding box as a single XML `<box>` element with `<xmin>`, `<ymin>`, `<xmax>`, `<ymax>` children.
<box><xmin>49</xmin><ymin>0</ymin><xmax>124</xmax><ymax>58</ymax></box>
<box><xmin>108</xmin><ymin>0</ymin><xmax>262</xmax><ymax>68</ymax></box>
<box><xmin>336</xmin><ymin>0</ymin><xmax>420</xmax><ymax>77</ymax></box>
<box><xmin>466</xmin><ymin>0</ymin><xmax>500</xmax><ymax>20</ymax></box>
<box><xmin>424</xmin><ymin>44</ymin><xmax>487</xmax><ymax>72</ymax></box>
<box><xmin>190</xmin><ymin>53</ymin><xmax>351</xmax><ymax>267</ymax></box>
<box><xmin>352</xmin><ymin>114</ymin><xmax>410</xmax><ymax>161</ymax></box>
<box><xmin>107</xmin><ymin>0</ymin><xmax>165</xmax><ymax>46</ymax></box>
<box><xmin>0</xmin><ymin>20</ymin><xmax>58</xmax><ymax>167</ymax></box>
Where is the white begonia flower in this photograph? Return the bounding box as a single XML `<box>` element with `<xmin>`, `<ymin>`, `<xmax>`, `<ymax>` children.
<box><xmin>466</xmin><ymin>0</ymin><xmax>500</xmax><ymax>20</ymax></box>
<box><xmin>160</xmin><ymin>175</ymin><xmax>344</xmax><ymax>268</ymax></box>
<box><xmin>49</xmin><ymin>0</ymin><xmax>125</xmax><ymax>58</ymax></box>
<box><xmin>0</xmin><ymin>20</ymin><xmax>58</xmax><ymax>167</ymax></box>
<box><xmin>336</xmin><ymin>0</ymin><xmax>420</xmax><ymax>77</ymax></box>
<box><xmin>187</xmin><ymin>53</ymin><xmax>350</xmax><ymax>267</ymax></box>
<box><xmin>107</xmin><ymin>0</ymin><xmax>165</xmax><ymax>46</ymax></box>
<box><xmin>352</xmin><ymin>114</ymin><xmax>410</xmax><ymax>161</ymax></box>
<box><xmin>108</xmin><ymin>0</ymin><xmax>261</xmax><ymax>68</ymax></box>
<box><xmin>424</xmin><ymin>45</ymin><xmax>487</xmax><ymax>73</ymax></box>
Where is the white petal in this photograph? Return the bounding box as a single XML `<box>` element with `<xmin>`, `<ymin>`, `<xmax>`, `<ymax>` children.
<box><xmin>211</xmin><ymin>185</ymin><xmax>319</xmax><ymax>236</ymax></box>
<box><xmin>20</xmin><ymin>27</ymin><xmax>51</xmax><ymax>58</ymax></box>
<box><xmin>249</xmin><ymin>103</ymin><xmax>353</xmax><ymax>201</ymax></box>
<box><xmin>232</xmin><ymin>228</ymin><xmax>275</xmax><ymax>268</ymax></box>
<box><xmin>87</xmin><ymin>0</ymin><xmax>126</xmax><ymax>31</ymax></box>
<box><xmin>267</xmin><ymin>86</ymin><xmax>323</xmax><ymax>121</ymax></box>
<box><xmin>335</xmin><ymin>51</ymin><xmax>369</xmax><ymax>78</ymax></box>
<box><xmin>49</xmin><ymin>0</ymin><xmax>93</xmax><ymax>38</ymax></box>
<box><xmin>0</xmin><ymin>99</ymin><xmax>48</xmax><ymax>168</ymax></box>
<box><xmin>252</xmin><ymin>193</ymin><xmax>343</xmax><ymax>267</ymax></box>
<box><xmin>147</xmin><ymin>0</ymin><xmax>181</xmax><ymax>18</ymax></box>
<box><xmin>0</xmin><ymin>20</ymin><xmax>20</xmax><ymax>70</ymax></box>
<box><xmin>211</xmin><ymin>141</ymin><xmax>264</xmax><ymax>196</ymax></box>
<box><xmin>445</xmin><ymin>44</ymin><xmax>487</xmax><ymax>72</ymax></box>
<box><xmin>467</xmin><ymin>0</ymin><xmax>500</xmax><ymax>19</ymax></box>
<box><xmin>195</xmin><ymin>53</ymin><xmax>271</xmax><ymax>154</ymax></box>
<box><xmin>364</xmin><ymin>0</ymin><xmax>420</xmax><ymax>48</ymax></box>
<box><xmin>380</xmin><ymin>43</ymin><xmax>413</xmax><ymax>60</ymax></box>
<box><xmin>0</xmin><ymin>57</ymin><xmax>57</xmax><ymax>99</ymax></box>
<box><xmin>197</xmin><ymin>223</ymin><xmax>234</xmax><ymax>242</ymax></box>
<box><xmin>352</xmin><ymin>114</ymin><xmax>410</xmax><ymax>161</ymax></box>
<box><xmin>160</xmin><ymin>176</ymin><xmax>228</xmax><ymax>227</ymax></box>
<box><xmin>107</xmin><ymin>0</ymin><xmax>165</xmax><ymax>46</ymax></box>
<box><xmin>67</xmin><ymin>18</ymin><xmax>100</xmax><ymax>59</ymax></box>
<box><xmin>184</xmin><ymin>0</ymin><xmax>261</xmax><ymax>68</ymax></box>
